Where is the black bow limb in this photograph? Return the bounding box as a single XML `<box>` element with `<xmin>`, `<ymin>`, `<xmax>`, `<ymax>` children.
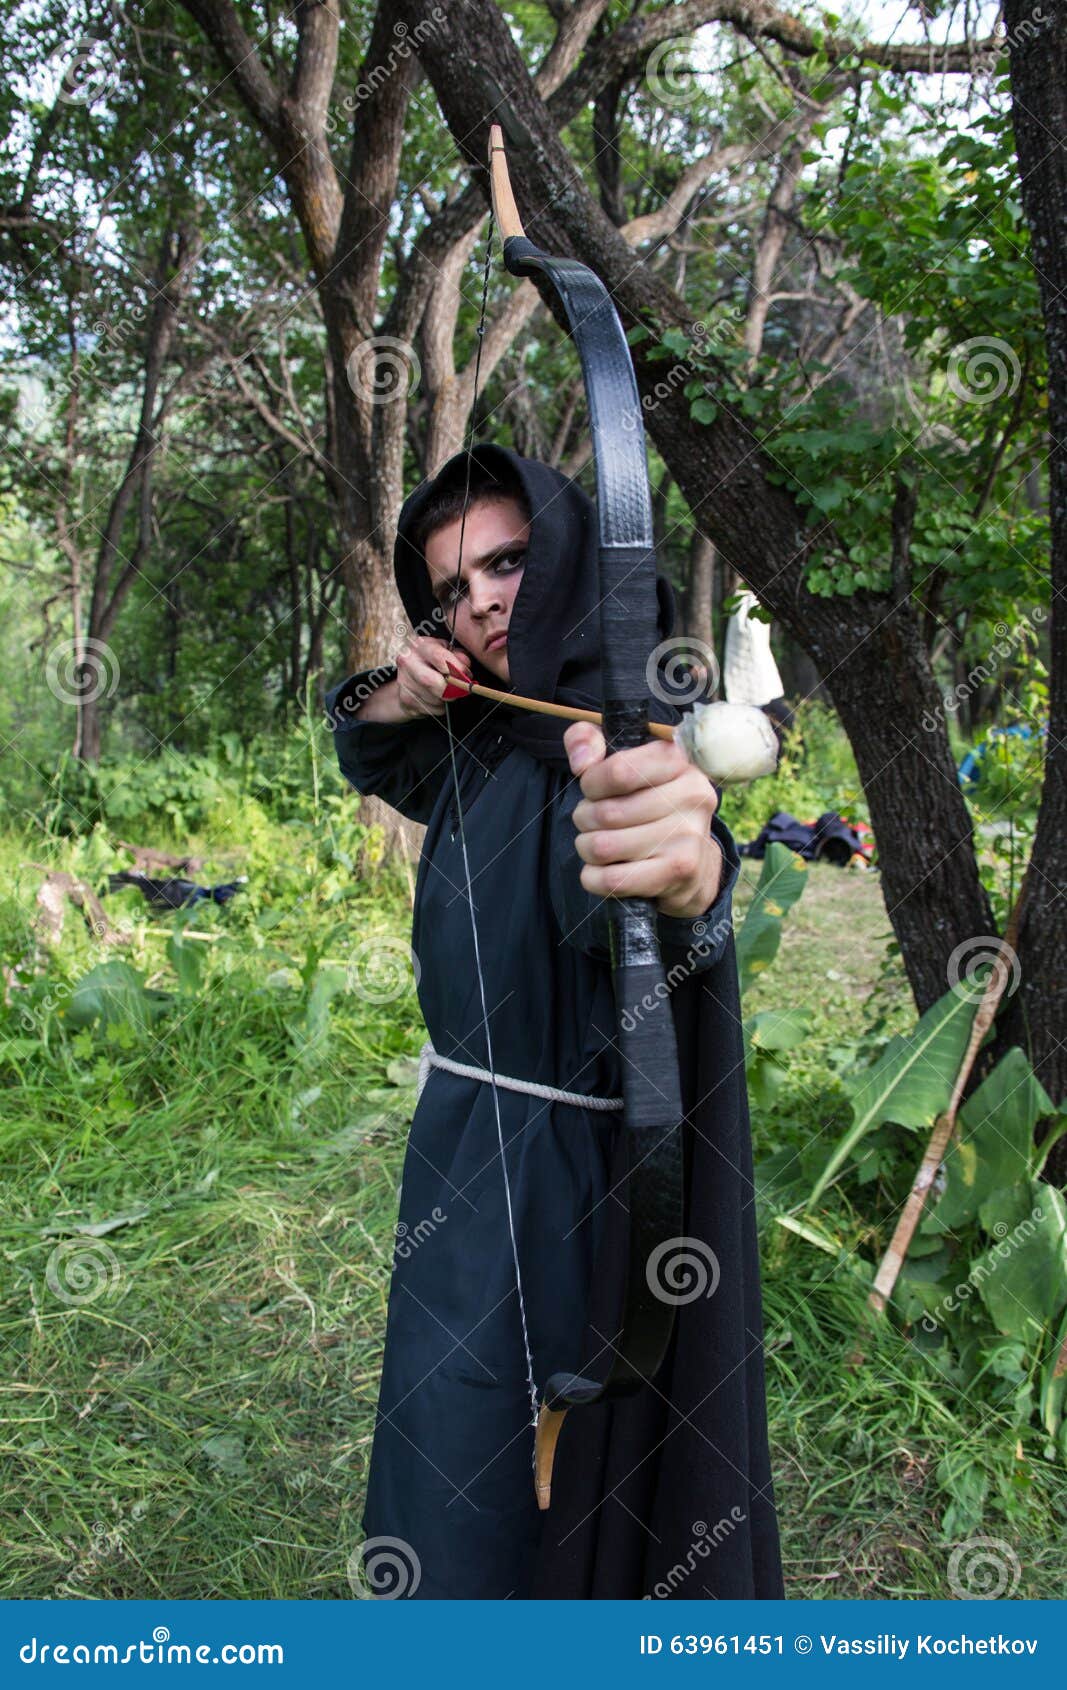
<box><xmin>487</xmin><ymin>126</ymin><xmax>686</xmax><ymax>1510</ymax></box>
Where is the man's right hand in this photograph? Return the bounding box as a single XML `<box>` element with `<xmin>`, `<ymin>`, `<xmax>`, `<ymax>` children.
<box><xmin>356</xmin><ymin>637</ymin><xmax>472</xmax><ymax>724</ymax></box>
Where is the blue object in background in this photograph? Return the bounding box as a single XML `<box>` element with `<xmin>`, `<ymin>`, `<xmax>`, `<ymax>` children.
<box><xmin>958</xmin><ymin>723</ymin><xmax>1043</xmax><ymax>788</ymax></box>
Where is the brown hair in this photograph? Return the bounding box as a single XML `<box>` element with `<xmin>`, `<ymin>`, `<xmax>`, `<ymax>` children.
<box><xmin>408</xmin><ymin>457</ymin><xmax>531</xmax><ymax>558</ymax></box>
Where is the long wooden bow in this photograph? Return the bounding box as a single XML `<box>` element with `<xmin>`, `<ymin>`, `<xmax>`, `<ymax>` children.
<box><xmin>486</xmin><ymin>128</ymin><xmax>687</xmax><ymax>1509</ymax></box>
<box><xmin>440</xmin><ymin>128</ymin><xmax>687</xmax><ymax>1514</ymax></box>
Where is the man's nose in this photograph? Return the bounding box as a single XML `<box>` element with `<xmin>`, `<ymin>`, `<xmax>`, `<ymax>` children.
<box><xmin>468</xmin><ymin>574</ymin><xmax>504</xmax><ymax>616</ymax></box>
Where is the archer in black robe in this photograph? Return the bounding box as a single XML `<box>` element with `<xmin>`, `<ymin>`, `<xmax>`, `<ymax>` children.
<box><xmin>326</xmin><ymin>445</ymin><xmax>784</xmax><ymax>1601</ymax></box>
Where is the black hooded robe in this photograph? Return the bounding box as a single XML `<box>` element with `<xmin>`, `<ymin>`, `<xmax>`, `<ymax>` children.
<box><xmin>326</xmin><ymin>446</ymin><xmax>784</xmax><ymax>1601</ymax></box>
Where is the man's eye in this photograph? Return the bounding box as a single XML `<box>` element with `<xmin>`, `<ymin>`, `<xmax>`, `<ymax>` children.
<box><xmin>493</xmin><ymin>550</ymin><xmax>526</xmax><ymax>574</ymax></box>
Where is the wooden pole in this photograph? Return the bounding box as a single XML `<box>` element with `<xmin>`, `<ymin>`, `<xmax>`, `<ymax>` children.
<box><xmin>867</xmin><ymin>866</ymin><xmax>1032</xmax><ymax>1315</ymax></box>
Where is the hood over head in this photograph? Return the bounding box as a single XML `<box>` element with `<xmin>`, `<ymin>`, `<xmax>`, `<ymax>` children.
<box><xmin>394</xmin><ymin>444</ymin><xmax>684</xmax><ymax>769</ymax></box>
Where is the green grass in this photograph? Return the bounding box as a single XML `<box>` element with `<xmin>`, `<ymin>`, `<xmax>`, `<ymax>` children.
<box><xmin>0</xmin><ymin>721</ymin><xmax>1063</xmax><ymax>1599</ymax></box>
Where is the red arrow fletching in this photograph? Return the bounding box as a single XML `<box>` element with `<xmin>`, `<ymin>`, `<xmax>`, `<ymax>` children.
<box><xmin>441</xmin><ymin>656</ymin><xmax>473</xmax><ymax>701</ymax></box>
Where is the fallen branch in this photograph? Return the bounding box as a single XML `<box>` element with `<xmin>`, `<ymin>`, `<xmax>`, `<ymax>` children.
<box><xmin>116</xmin><ymin>840</ymin><xmax>206</xmax><ymax>873</ymax></box>
<box><xmin>27</xmin><ymin>865</ymin><xmax>129</xmax><ymax>950</ymax></box>
<box><xmin>868</xmin><ymin>868</ymin><xmax>1032</xmax><ymax>1315</ymax></box>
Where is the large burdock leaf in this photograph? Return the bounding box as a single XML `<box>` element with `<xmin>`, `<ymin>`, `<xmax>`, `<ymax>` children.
<box><xmin>1039</xmin><ymin>1304</ymin><xmax>1067</xmax><ymax>1447</ymax></box>
<box><xmin>64</xmin><ymin>961</ymin><xmax>173</xmax><ymax>1031</ymax></box>
<box><xmin>926</xmin><ymin>1047</ymin><xmax>1054</xmax><ymax>1232</ymax></box>
<box><xmin>735</xmin><ymin>842</ymin><xmax>808</xmax><ymax>996</ymax></box>
<box><xmin>808</xmin><ymin>985</ymin><xmax>979</xmax><ymax>1207</ymax></box>
<box><xmin>975</xmin><ymin>1183</ymin><xmax>1067</xmax><ymax>1343</ymax></box>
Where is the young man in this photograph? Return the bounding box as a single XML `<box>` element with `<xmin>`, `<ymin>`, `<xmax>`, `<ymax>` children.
<box><xmin>327</xmin><ymin>444</ymin><xmax>783</xmax><ymax>1601</ymax></box>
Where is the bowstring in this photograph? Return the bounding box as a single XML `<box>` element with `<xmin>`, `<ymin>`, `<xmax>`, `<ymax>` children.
<box><xmin>443</xmin><ymin>199</ymin><xmax>540</xmax><ymax>1450</ymax></box>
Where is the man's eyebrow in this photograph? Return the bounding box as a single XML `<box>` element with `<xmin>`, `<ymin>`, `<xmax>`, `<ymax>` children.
<box><xmin>466</xmin><ymin>539</ymin><xmax>528</xmax><ymax>568</ymax></box>
<box><xmin>430</xmin><ymin>540</ymin><xmax>528</xmax><ymax>596</ymax></box>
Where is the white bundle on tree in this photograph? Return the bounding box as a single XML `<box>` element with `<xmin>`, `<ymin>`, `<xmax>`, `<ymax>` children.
<box><xmin>723</xmin><ymin>590</ymin><xmax>784</xmax><ymax>707</ymax></box>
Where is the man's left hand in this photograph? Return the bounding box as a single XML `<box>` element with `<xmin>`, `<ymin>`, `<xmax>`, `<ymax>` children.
<box><xmin>566</xmin><ymin>720</ymin><xmax>723</xmax><ymax>920</ymax></box>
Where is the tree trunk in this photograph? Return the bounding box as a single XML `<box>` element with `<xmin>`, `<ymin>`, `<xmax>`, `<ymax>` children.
<box><xmin>682</xmin><ymin>531</ymin><xmax>715</xmax><ymax>646</ymax></box>
<box><xmin>76</xmin><ymin>222</ymin><xmax>203</xmax><ymax>762</ymax></box>
<box><xmin>1001</xmin><ymin>1</ymin><xmax>1067</xmax><ymax>1158</ymax></box>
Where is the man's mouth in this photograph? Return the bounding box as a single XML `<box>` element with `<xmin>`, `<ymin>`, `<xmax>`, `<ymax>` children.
<box><xmin>485</xmin><ymin>631</ymin><xmax>508</xmax><ymax>654</ymax></box>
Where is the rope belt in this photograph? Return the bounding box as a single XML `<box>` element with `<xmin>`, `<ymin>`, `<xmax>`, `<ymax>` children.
<box><xmin>416</xmin><ymin>1041</ymin><xmax>623</xmax><ymax>1112</ymax></box>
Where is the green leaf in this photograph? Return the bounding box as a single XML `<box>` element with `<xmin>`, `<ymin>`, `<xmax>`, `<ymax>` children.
<box><xmin>929</xmin><ymin>1047</ymin><xmax>1054</xmax><ymax>1231</ymax></box>
<box><xmin>167</xmin><ymin>927</ymin><xmax>205</xmax><ymax>994</ymax></box>
<box><xmin>975</xmin><ymin>1183</ymin><xmax>1067</xmax><ymax>1342</ymax></box>
<box><xmin>809</xmin><ymin>986</ymin><xmax>980</xmax><ymax>1206</ymax></box>
<box><xmin>200</xmin><ymin>1433</ymin><xmax>248</xmax><ymax>1477</ymax></box>
<box><xmin>735</xmin><ymin>843</ymin><xmax>809</xmax><ymax>995</ymax></box>
<box><xmin>64</xmin><ymin>962</ymin><xmax>172</xmax><ymax>1032</ymax></box>
<box><xmin>746</xmin><ymin>1051</ymin><xmax>786</xmax><ymax>1109</ymax></box>
<box><xmin>1039</xmin><ymin>1304</ymin><xmax>1067</xmax><ymax>1440</ymax></box>
<box><xmin>747</xmin><ymin>1008</ymin><xmax>810</xmax><ymax>1052</ymax></box>
<box><xmin>774</xmin><ymin>1214</ymin><xmax>840</xmax><ymax>1254</ymax></box>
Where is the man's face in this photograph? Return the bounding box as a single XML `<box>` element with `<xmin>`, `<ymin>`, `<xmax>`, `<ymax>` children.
<box><xmin>424</xmin><ymin>495</ymin><xmax>528</xmax><ymax>683</ymax></box>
